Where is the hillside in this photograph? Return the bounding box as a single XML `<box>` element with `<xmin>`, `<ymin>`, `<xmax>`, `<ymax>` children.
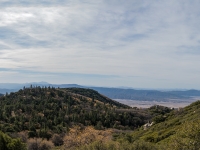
<box><xmin>111</xmin><ymin>100</ymin><xmax>200</xmax><ymax>150</ymax></box>
<box><xmin>76</xmin><ymin>100</ymin><xmax>200</xmax><ymax>150</ymax></box>
<box><xmin>64</xmin><ymin>88</ymin><xmax>130</xmax><ymax>108</ymax></box>
<box><xmin>0</xmin><ymin>87</ymin><xmax>151</xmax><ymax>138</ymax></box>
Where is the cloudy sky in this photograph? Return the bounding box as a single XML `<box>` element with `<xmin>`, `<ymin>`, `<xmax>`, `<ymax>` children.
<box><xmin>0</xmin><ymin>0</ymin><xmax>200</xmax><ymax>89</ymax></box>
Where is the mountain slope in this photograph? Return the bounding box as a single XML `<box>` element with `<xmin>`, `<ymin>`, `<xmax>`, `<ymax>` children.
<box><xmin>0</xmin><ymin>87</ymin><xmax>151</xmax><ymax>139</ymax></box>
<box><xmin>65</xmin><ymin>88</ymin><xmax>130</xmax><ymax>108</ymax></box>
<box><xmin>113</xmin><ymin>100</ymin><xmax>200</xmax><ymax>149</ymax></box>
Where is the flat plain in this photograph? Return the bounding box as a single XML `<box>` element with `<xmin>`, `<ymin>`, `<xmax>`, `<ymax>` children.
<box><xmin>115</xmin><ymin>96</ymin><xmax>200</xmax><ymax>108</ymax></box>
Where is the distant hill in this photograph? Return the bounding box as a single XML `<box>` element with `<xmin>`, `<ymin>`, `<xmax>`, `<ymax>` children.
<box><xmin>0</xmin><ymin>82</ymin><xmax>82</xmax><ymax>89</ymax></box>
<box><xmin>0</xmin><ymin>93</ymin><xmax>3</xmax><ymax>96</ymax></box>
<box><xmin>170</xmin><ymin>89</ymin><xmax>200</xmax><ymax>96</ymax></box>
<box><xmin>1</xmin><ymin>82</ymin><xmax>200</xmax><ymax>101</ymax></box>
<box><xmin>91</xmin><ymin>87</ymin><xmax>188</xmax><ymax>101</ymax></box>
<box><xmin>0</xmin><ymin>88</ymin><xmax>18</xmax><ymax>94</ymax></box>
<box><xmin>0</xmin><ymin>83</ymin><xmax>82</xmax><ymax>94</ymax></box>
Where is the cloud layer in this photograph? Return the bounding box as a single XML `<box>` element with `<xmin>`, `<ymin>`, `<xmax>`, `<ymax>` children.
<box><xmin>0</xmin><ymin>0</ymin><xmax>200</xmax><ymax>89</ymax></box>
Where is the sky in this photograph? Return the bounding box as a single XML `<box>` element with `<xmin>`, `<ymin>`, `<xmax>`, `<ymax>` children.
<box><xmin>0</xmin><ymin>0</ymin><xmax>200</xmax><ymax>89</ymax></box>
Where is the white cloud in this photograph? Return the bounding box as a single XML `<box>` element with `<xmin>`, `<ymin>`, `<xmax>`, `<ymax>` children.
<box><xmin>0</xmin><ymin>0</ymin><xmax>200</xmax><ymax>88</ymax></box>
<box><xmin>0</xmin><ymin>71</ymin><xmax>17</xmax><ymax>76</ymax></box>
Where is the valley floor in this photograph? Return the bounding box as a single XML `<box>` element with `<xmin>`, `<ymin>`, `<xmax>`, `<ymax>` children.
<box><xmin>115</xmin><ymin>96</ymin><xmax>200</xmax><ymax>108</ymax></box>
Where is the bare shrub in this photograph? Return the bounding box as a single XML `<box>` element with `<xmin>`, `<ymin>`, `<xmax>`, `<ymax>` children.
<box><xmin>28</xmin><ymin>138</ymin><xmax>40</xmax><ymax>150</ymax></box>
<box><xmin>27</xmin><ymin>138</ymin><xmax>54</xmax><ymax>150</ymax></box>
<box><xmin>63</xmin><ymin>126</ymin><xmax>113</xmax><ymax>149</ymax></box>
<box><xmin>39</xmin><ymin>140</ymin><xmax>54</xmax><ymax>150</ymax></box>
<box><xmin>18</xmin><ymin>131</ymin><xmax>28</xmax><ymax>143</ymax></box>
<box><xmin>51</xmin><ymin>134</ymin><xmax>64</xmax><ymax>146</ymax></box>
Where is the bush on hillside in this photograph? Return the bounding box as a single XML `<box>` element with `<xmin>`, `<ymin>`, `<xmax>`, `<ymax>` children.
<box><xmin>27</xmin><ymin>138</ymin><xmax>54</xmax><ymax>150</ymax></box>
<box><xmin>0</xmin><ymin>131</ymin><xmax>26</xmax><ymax>150</ymax></box>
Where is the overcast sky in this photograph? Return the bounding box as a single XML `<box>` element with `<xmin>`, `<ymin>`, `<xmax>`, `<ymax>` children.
<box><xmin>0</xmin><ymin>0</ymin><xmax>200</xmax><ymax>89</ymax></box>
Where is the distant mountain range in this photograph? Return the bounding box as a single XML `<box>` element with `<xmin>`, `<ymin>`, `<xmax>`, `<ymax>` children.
<box><xmin>0</xmin><ymin>82</ymin><xmax>200</xmax><ymax>101</ymax></box>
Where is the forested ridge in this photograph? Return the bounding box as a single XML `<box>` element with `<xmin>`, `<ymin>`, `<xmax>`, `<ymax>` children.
<box><xmin>0</xmin><ymin>86</ymin><xmax>153</xmax><ymax>149</ymax></box>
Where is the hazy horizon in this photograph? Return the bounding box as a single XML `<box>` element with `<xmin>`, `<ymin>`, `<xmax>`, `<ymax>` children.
<box><xmin>0</xmin><ymin>81</ymin><xmax>199</xmax><ymax>91</ymax></box>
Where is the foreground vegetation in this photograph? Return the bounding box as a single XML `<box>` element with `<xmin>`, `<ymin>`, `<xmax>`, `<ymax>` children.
<box><xmin>110</xmin><ymin>101</ymin><xmax>200</xmax><ymax>150</ymax></box>
<box><xmin>0</xmin><ymin>87</ymin><xmax>200</xmax><ymax>149</ymax></box>
<box><xmin>0</xmin><ymin>131</ymin><xmax>26</xmax><ymax>150</ymax></box>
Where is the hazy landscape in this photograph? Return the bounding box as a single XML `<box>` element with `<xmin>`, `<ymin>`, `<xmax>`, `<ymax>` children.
<box><xmin>1</xmin><ymin>0</ymin><xmax>200</xmax><ymax>150</ymax></box>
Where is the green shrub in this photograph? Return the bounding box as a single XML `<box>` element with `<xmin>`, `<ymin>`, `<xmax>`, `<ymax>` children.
<box><xmin>0</xmin><ymin>131</ymin><xmax>26</xmax><ymax>150</ymax></box>
<box><xmin>167</xmin><ymin>120</ymin><xmax>200</xmax><ymax>150</ymax></box>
